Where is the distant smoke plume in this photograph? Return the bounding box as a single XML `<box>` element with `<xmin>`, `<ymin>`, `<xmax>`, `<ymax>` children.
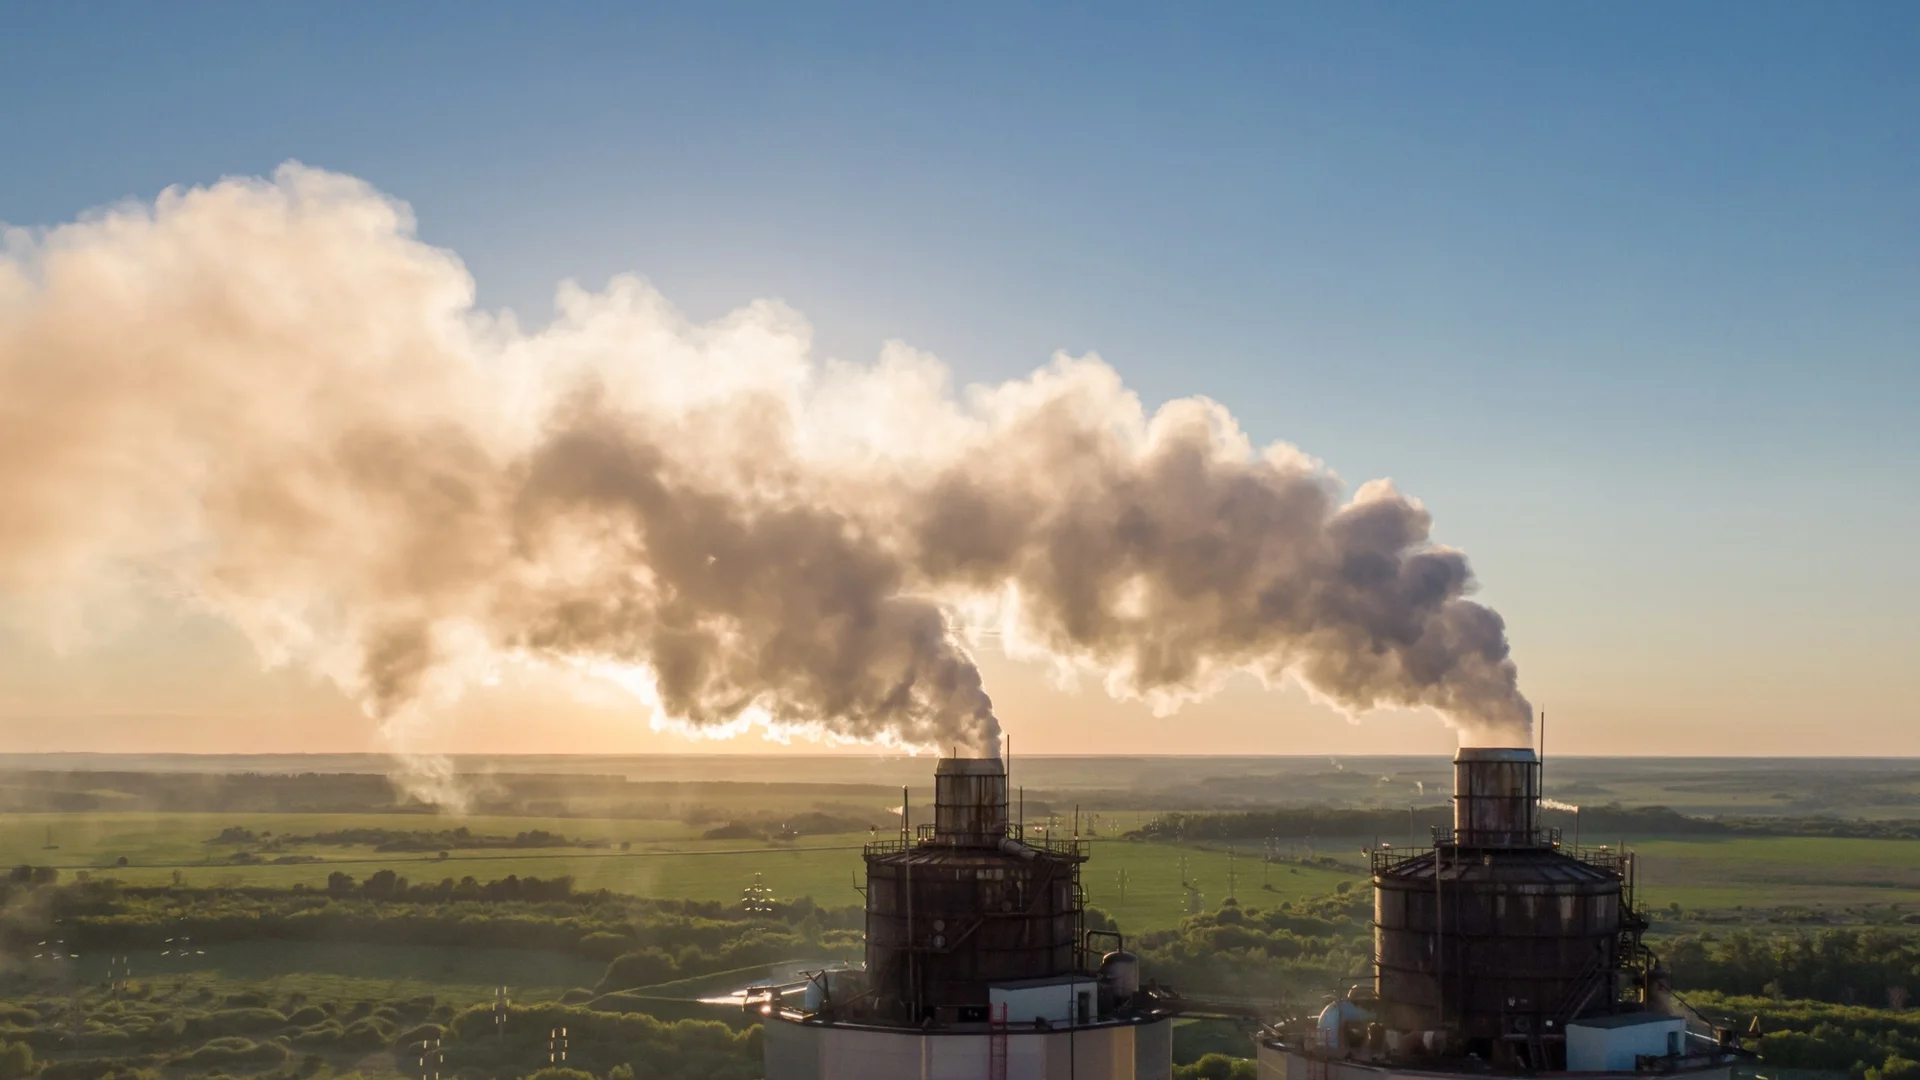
<box><xmin>1540</xmin><ymin>798</ymin><xmax>1579</xmax><ymax>812</ymax></box>
<box><xmin>0</xmin><ymin>166</ymin><xmax>1529</xmax><ymax>754</ymax></box>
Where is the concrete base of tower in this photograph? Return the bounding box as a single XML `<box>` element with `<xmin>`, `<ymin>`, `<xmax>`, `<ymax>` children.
<box><xmin>763</xmin><ymin>1007</ymin><xmax>1173</xmax><ymax>1080</ymax></box>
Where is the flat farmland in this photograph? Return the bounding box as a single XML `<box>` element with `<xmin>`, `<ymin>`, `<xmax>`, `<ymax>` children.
<box><xmin>1629</xmin><ymin>836</ymin><xmax>1920</xmax><ymax>912</ymax></box>
<box><xmin>0</xmin><ymin>810</ymin><xmax>877</xmax><ymax>905</ymax></box>
<box><xmin>1078</xmin><ymin>842</ymin><xmax>1359</xmax><ymax>930</ymax></box>
<box><xmin>0</xmin><ymin>811</ymin><xmax>1360</xmax><ymax>933</ymax></box>
<box><xmin>16</xmin><ymin>811</ymin><xmax>1920</xmax><ymax>929</ymax></box>
<box><xmin>0</xmin><ymin>811</ymin><xmax>706</xmax><ymax>866</ymax></box>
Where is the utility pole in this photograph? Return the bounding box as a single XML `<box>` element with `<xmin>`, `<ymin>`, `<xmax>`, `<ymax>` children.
<box><xmin>415</xmin><ymin>1037</ymin><xmax>443</xmax><ymax>1080</ymax></box>
<box><xmin>1227</xmin><ymin>850</ymin><xmax>1236</xmax><ymax>901</ymax></box>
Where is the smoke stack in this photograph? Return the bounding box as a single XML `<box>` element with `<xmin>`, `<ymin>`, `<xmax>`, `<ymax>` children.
<box><xmin>1452</xmin><ymin>747</ymin><xmax>1540</xmax><ymax>846</ymax></box>
<box><xmin>932</xmin><ymin>756</ymin><xmax>1009</xmax><ymax>843</ymax></box>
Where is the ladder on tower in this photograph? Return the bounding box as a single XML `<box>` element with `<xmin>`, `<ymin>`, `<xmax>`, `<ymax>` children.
<box><xmin>989</xmin><ymin>1003</ymin><xmax>1009</xmax><ymax>1080</ymax></box>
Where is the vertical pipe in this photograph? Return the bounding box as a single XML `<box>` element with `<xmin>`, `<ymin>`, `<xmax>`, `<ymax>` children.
<box><xmin>902</xmin><ymin>783</ymin><xmax>914</xmax><ymax>1020</ymax></box>
<box><xmin>1435</xmin><ymin>843</ymin><xmax>1445</xmax><ymax>1030</ymax></box>
<box><xmin>906</xmin><ymin>841</ymin><xmax>916</xmax><ymax>1020</ymax></box>
<box><xmin>1070</xmin><ymin>983</ymin><xmax>1078</xmax><ymax>1076</ymax></box>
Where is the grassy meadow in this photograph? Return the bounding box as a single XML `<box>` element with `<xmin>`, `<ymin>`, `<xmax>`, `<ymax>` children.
<box><xmin>0</xmin><ymin>809</ymin><xmax>1362</xmax><ymax>933</ymax></box>
<box><xmin>16</xmin><ymin>805</ymin><xmax>1920</xmax><ymax>929</ymax></box>
<box><xmin>1632</xmin><ymin>835</ymin><xmax>1920</xmax><ymax>912</ymax></box>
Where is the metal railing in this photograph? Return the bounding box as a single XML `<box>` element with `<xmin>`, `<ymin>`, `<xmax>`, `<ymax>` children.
<box><xmin>1368</xmin><ymin>831</ymin><xmax>1641</xmax><ymax>877</ymax></box>
<box><xmin>1428</xmin><ymin>826</ymin><xmax>1565</xmax><ymax>848</ymax></box>
<box><xmin>862</xmin><ymin>830</ymin><xmax>1087</xmax><ymax>859</ymax></box>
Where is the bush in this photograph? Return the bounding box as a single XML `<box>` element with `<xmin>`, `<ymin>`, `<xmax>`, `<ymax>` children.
<box><xmin>597</xmin><ymin>948</ymin><xmax>679</xmax><ymax>992</ymax></box>
<box><xmin>578</xmin><ymin>931</ymin><xmax>635</xmax><ymax>959</ymax></box>
<box><xmin>1872</xmin><ymin>1058</ymin><xmax>1920</xmax><ymax>1080</ymax></box>
<box><xmin>288</xmin><ymin>1021</ymin><xmax>344</xmax><ymax>1048</ymax></box>
<box><xmin>0</xmin><ymin>1041</ymin><xmax>32</xmax><ymax>1080</ymax></box>
<box><xmin>168</xmin><ymin>1037</ymin><xmax>289</xmax><ymax>1068</ymax></box>
<box><xmin>1174</xmin><ymin>1053</ymin><xmax>1257</xmax><ymax>1080</ymax></box>
<box><xmin>394</xmin><ymin>1023</ymin><xmax>444</xmax><ymax>1049</ymax></box>
<box><xmin>194</xmin><ymin>1008</ymin><xmax>289</xmax><ymax>1036</ymax></box>
<box><xmin>338</xmin><ymin>1017</ymin><xmax>395</xmax><ymax>1051</ymax></box>
<box><xmin>40</xmin><ymin>1058</ymin><xmax>161</xmax><ymax>1080</ymax></box>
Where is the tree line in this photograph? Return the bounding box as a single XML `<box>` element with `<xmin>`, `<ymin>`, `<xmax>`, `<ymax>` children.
<box><xmin>0</xmin><ymin>874</ymin><xmax>862</xmax><ymax>987</ymax></box>
<box><xmin>1135</xmin><ymin>806</ymin><xmax>1920</xmax><ymax>842</ymax></box>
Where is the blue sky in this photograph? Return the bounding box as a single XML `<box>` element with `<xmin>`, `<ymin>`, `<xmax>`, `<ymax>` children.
<box><xmin>1</xmin><ymin>3</ymin><xmax>1915</xmax><ymax>754</ymax></box>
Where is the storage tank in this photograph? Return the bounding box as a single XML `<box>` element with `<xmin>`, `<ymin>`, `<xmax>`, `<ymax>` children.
<box><xmin>1372</xmin><ymin>747</ymin><xmax>1643</xmax><ymax>1061</ymax></box>
<box><xmin>863</xmin><ymin>755</ymin><xmax>1087</xmax><ymax>1024</ymax></box>
<box><xmin>1100</xmin><ymin>950</ymin><xmax>1142</xmax><ymax>1005</ymax></box>
<box><xmin>1256</xmin><ymin>745</ymin><xmax>1740</xmax><ymax>1079</ymax></box>
<box><xmin>765</xmin><ymin>753</ymin><xmax>1174</xmax><ymax>1080</ymax></box>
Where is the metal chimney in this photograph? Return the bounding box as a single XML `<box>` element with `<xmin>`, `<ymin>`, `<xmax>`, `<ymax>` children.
<box><xmin>932</xmin><ymin>756</ymin><xmax>1009</xmax><ymax>843</ymax></box>
<box><xmin>1452</xmin><ymin>747</ymin><xmax>1540</xmax><ymax>846</ymax></box>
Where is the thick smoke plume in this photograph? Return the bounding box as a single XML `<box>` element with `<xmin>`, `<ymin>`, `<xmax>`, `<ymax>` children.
<box><xmin>0</xmin><ymin>166</ymin><xmax>1530</xmax><ymax>754</ymax></box>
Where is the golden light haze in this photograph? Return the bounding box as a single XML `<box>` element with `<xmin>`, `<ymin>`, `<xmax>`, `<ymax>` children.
<box><xmin>0</xmin><ymin>600</ymin><xmax>1909</xmax><ymax>758</ymax></box>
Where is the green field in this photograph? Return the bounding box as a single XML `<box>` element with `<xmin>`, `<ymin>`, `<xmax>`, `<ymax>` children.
<box><xmin>15</xmin><ymin>809</ymin><xmax>1920</xmax><ymax>933</ymax></box>
<box><xmin>14</xmin><ymin>942</ymin><xmax>607</xmax><ymax>1003</ymax></box>
<box><xmin>1</xmin><ymin>811</ymin><xmax>705</xmax><ymax>865</ymax></box>
<box><xmin>1631</xmin><ymin>835</ymin><xmax>1920</xmax><ymax>912</ymax></box>
<box><xmin>0</xmin><ymin>811</ymin><xmax>1360</xmax><ymax>934</ymax></box>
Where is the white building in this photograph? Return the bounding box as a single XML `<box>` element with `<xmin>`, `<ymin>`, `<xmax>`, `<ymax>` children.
<box><xmin>763</xmin><ymin>998</ymin><xmax>1172</xmax><ymax>1080</ymax></box>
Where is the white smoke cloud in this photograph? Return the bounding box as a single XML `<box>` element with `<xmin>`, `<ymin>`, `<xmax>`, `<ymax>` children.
<box><xmin>0</xmin><ymin>165</ymin><xmax>1531</xmax><ymax>756</ymax></box>
<box><xmin>1541</xmin><ymin>797</ymin><xmax>1580</xmax><ymax>812</ymax></box>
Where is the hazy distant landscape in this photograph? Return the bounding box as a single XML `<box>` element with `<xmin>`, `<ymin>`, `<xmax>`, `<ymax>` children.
<box><xmin>10</xmin><ymin>754</ymin><xmax>1920</xmax><ymax>924</ymax></box>
<box><xmin>5</xmin><ymin>754</ymin><xmax>1920</xmax><ymax>1079</ymax></box>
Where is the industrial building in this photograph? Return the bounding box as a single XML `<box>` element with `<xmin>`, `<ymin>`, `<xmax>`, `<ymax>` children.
<box><xmin>1257</xmin><ymin>747</ymin><xmax>1747</xmax><ymax>1080</ymax></box>
<box><xmin>762</xmin><ymin>755</ymin><xmax>1174</xmax><ymax>1080</ymax></box>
